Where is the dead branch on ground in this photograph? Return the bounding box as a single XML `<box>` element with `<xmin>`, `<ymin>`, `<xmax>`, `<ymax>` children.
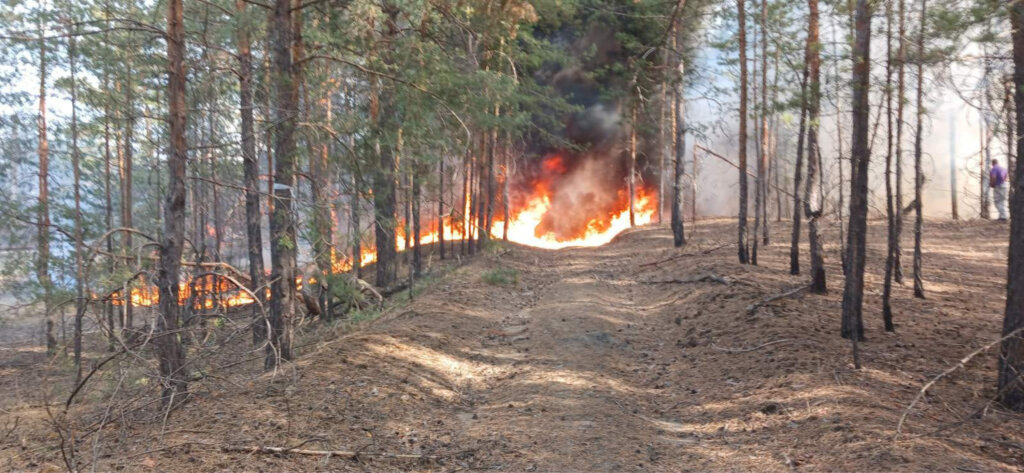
<box><xmin>746</xmin><ymin>285</ymin><xmax>810</xmax><ymax>315</ymax></box>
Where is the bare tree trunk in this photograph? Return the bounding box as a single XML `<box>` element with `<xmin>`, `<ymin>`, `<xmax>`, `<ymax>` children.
<box><xmin>237</xmin><ymin>0</ymin><xmax>267</xmax><ymax>342</ymax></box>
<box><xmin>841</xmin><ymin>0</ymin><xmax>873</xmax><ymax>355</ymax></box>
<box><xmin>759</xmin><ymin>0</ymin><xmax>770</xmax><ymax>246</ymax></box>
<box><xmin>912</xmin><ymin>0</ymin><xmax>927</xmax><ymax>299</ymax></box>
<box><xmin>804</xmin><ymin>0</ymin><xmax>826</xmax><ymax>294</ymax></box>
<box><xmin>950</xmin><ymin>114</ymin><xmax>959</xmax><ymax>220</ymax></box>
<box><xmin>412</xmin><ymin>165</ymin><xmax>422</xmax><ymax>277</ymax></box>
<box><xmin>36</xmin><ymin>13</ymin><xmax>54</xmax><ymax>357</ymax></box>
<box><xmin>502</xmin><ymin>140</ymin><xmax>511</xmax><ymax>242</ymax></box>
<box><xmin>1007</xmin><ymin>80</ymin><xmax>1017</xmax><ymax>202</ymax></box>
<box><xmin>267</xmin><ymin>0</ymin><xmax>299</xmax><ymax>368</ymax></box>
<box><xmin>882</xmin><ymin>0</ymin><xmax>897</xmax><ymax>331</ymax></box>
<box><xmin>439</xmin><ymin>159</ymin><xmax>446</xmax><ymax>258</ymax></box>
<box><xmin>68</xmin><ymin>26</ymin><xmax>86</xmax><ymax>384</ymax></box>
<box><xmin>122</xmin><ymin>52</ymin><xmax>135</xmax><ymax>331</ymax></box>
<box><xmin>155</xmin><ymin>0</ymin><xmax>189</xmax><ymax>405</ymax></box>
<box><xmin>998</xmin><ymin>0</ymin><xmax>1024</xmax><ymax>409</ymax></box>
<box><xmin>102</xmin><ymin>22</ymin><xmax>116</xmax><ymax>351</ymax></box>
<box><xmin>737</xmin><ymin>0</ymin><xmax>750</xmax><ymax>264</ymax></box>
<box><xmin>630</xmin><ymin>103</ymin><xmax>638</xmax><ymax>227</ymax></box>
<box><xmin>374</xmin><ymin>3</ymin><xmax>400</xmax><ymax>286</ymax></box>
<box><xmin>894</xmin><ymin>0</ymin><xmax>906</xmax><ymax>283</ymax></box>
<box><xmin>672</xmin><ymin>27</ymin><xmax>687</xmax><ymax>247</ymax></box>
<box><xmin>790</xmin><ymin>59</ymin><xmax>809</xmax><ymax>275</ymax></box>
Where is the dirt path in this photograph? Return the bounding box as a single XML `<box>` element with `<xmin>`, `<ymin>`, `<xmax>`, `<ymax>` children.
<box><xmin>5</xmin><ymin>220</ymin><xmax>1024</xmax><ymax>472</ymax></box>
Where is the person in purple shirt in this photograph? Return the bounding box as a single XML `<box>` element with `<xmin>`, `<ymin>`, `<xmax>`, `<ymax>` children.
<box><xmin>991</xmin><ymin>159</ymin><xmax>1009</xmax><ymax>221</ymax></box>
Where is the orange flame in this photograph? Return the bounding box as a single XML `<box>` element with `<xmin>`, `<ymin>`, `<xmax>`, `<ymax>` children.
<box><xmin>102</xmin><ymin>166</ymin><xmax>657</xmax><ymax>307</ymax></box>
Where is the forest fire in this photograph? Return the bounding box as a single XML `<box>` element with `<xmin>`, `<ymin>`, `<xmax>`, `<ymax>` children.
<box><xmin>106</xmin><ymin>153</ymin><xmax>655</xmax><ymax>308</ymax></box>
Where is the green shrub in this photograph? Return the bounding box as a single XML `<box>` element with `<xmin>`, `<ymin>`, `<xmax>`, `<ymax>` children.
<box><xmin>482</xmin><ymin>267</ymin><xmax>518</xmax><ymax>286</ymax></box>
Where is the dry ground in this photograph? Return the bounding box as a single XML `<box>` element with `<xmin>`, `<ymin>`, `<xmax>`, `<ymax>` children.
<box><xmin>2</xmin><ymin>218</ymin><xmax>1023</xmax><ymax>472</ymax></box>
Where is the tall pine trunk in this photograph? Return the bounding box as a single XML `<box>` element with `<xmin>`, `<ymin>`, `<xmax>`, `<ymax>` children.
<box><xmin>998</xmin><ymin>0</ymin><xmax>1024</xmax><ymax>409</ymax></box>
<box><xmin>912</xmin><ymin>0</ymin><xmax>927</xmax><ymax>299</ymax></box>
<box><xmin>237</xmin><ymin>0</ymin><xmax>267</xmax><ymax>343</ymax></box>
<box><xmin>737</xmin><ymin>0</ymin><xmax>750</xmax><ymax>264</ymax></box>
<box><xmin>804</xmin><ymin>0</ymin><xmax>826</xmax><ymax>294</ymax></box>
<box><xmin>790</xmin><ymin>59</ymin><xmax>809</xmax><ymax>275</ymax></box>
<box><xmin>155</xmin><ymin>0</ymin><xmax>189</xmax><ymax>405</ymax></box>
<box><xmin>841</xmin><ymin>0</ymin><xmax>873</xmax><ymax>354</ymax></box>
<box><xmin>882</xmin><ymin>0</ymin><xmax>897</xmax><ymax>332</ymax></box>
<box><xmin>36</xmin><ymin>14</ymin><xmax>54</xmax><ymax>356</ymax></box>
<box><xmin>267</xmin><ymin>0</ymin><xmax>299</xmax><ymax>368</ymax></box>
<box><xmin>672</xmin><ymin>23</ymin><xmax>687</xmax><ymax>247</ymax></box>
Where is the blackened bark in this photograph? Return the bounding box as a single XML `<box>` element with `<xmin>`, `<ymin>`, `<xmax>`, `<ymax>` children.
<box><xmin>439</xmin><ymin>159</ymin><xmax>446</xmax><ymax>259</ymax></box>
<box><xmin>894</xmin><ymin>0</ymin><xmax>906</xmax><ymax>283</ymax></box>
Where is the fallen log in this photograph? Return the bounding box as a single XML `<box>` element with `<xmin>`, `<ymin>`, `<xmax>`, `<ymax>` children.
<box><xmin>640</xmin><ymin>273</ymin><xmax>733</xmax><ymax>285</ymax></box>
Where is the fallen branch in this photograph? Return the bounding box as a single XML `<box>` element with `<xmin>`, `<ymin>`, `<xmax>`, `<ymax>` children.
<box><xmin>641</xmin><ymin>273</ymin><xmax>732</xmax><ymax>285</ymax></box>
<box><xmin>895</xmin><ymin>325</ymin><xmax>1024</xmax><ymax>439</ymax></box>
<box><xmin>221</xmin><ymin>445</ymin><xmax>436</xmax><ymax>460</ymax></box>
<box><xmin>712</xmin><ymin>339</ymin><xmax>796</xmax><ymax>353</ymax></box>
<box><xmin>745</xmin><ymin>285</ymin><xmax>810</xmax><ymax>315</ymax></box>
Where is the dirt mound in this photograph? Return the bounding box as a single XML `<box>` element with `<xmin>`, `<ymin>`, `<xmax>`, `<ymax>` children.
<box><xmin>3</xmin><ymin>219</ymin><xmax>1023</xmax><ymax>472</ymax></box>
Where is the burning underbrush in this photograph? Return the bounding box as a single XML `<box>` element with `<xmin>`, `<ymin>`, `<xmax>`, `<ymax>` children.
<box><xmin>101</xmin><ymin>150</ymin><xmax>656</xmax><ymax>309</ymax></box>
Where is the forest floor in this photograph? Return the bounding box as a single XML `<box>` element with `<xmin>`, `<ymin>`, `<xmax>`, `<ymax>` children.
<box><xmin>3</xmin><ymin>218</ymin><xmax>1024</xmax><ymax>472</ymax></box>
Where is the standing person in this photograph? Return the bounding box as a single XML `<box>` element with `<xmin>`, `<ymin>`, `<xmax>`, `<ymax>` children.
<box><xmin>992</xmin><ymin>158</ymin><xmax>1010</xmax><ymax>221</ymax></box>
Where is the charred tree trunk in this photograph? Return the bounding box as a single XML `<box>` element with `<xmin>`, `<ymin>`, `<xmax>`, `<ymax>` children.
<box><xmin>237</xmin><ymin>0</ymin><xmax>267</xmax><ymax>343</ymax></box>
<box><xmin>630</xmin><ymin>103</ymin><xmax>638</xmax><ymax>228</ymax></box>
<box><xmin>155</xmin><ymin>0</ymin><xmax>189</xmax><ymax>404</ymax></box>
<box><xmin>912</xmin><ymin>0</ymin><xmax>927</xmax><ymax>299</ymax></box>
<box><xmin>804</xmin><ymin>0</ymin><xmax>826</xmax><ymax>294</ymax></box>
<box><xmin>998</xmin><ymin>0</ymin><xmax>1024</xmax><ymax>409</ymax></box>
<box><xmin>737</xmin><ymin>0</ymin><xmax>750</xmax><ymax>264</ymax></box>
<box><xmin>267</xmin><ymin>0</ymin><xmax>299</xmax><ymax>368</ymax></box>
<box><xmin>841</xmin><ymin>0</ymin><xmax>872</xmax><ymax>353</ymax></box>
<box><xmin>122</xmin><ymin>54</ymin><xmax>135</xmax><ymax>331</ymax></box>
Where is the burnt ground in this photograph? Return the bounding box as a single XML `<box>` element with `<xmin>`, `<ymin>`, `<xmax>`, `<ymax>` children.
<box><xmin>2</xmin><ymin>218</ymin><xmax>1024</xmax><ymax>472</ymax></box>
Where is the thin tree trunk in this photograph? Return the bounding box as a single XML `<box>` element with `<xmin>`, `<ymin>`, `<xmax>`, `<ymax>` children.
<box><xmin>911</xmin><ymin>0</ymin><xmax>927</xmax><ymax>299</ymax></box>
<box><xmin>759</xmin><ymin>0</ymin><xmax>770</xmax><ymax>246</ymax></box>
<box><xmin>841</xmin><ymin>0</ymin><xmax>873</xmax><ymax>352</ymax></box>
<box><xmin>790</xmin><ymin>60</ymin><xmax>809</xmax><ymax>275</ymax></box>
<box><xmin>439</xmin><ymin>159</ymin><xmax>446</xmax><ymax>259</ymax></box>
<box><xmin>155</xmin><ymin>0</ymin><xmax>189</xmax><ymax>405</ymax></box>
<box><xmin>237</xmin><ymin>0</ymin><xmax>267</xmax><ymax>343</ymax></box>
<box><xmin>894</xmin><ymin>0</ymin><xmax>907</xmax><ymax>283</ymax></box>
<box><xmin>630</xmin><ymin>102</ymin><xmax>638</xmax><ymax>227</ymax></box>
<box><xmin>412</xmin><ymin>165</ymin><xmax>422</xmax><ymax>277</ymax></box>
<box><xmin>267</xmin><ymin>0</ymin><xmax>299</xmax><ymax>368</ymax></box>
<box><xmin>672</xmin><ymin>24</ymin><xmax>687</xmax><ymax>247</ymax></box>
<box><xmin>122</xmin><ymin>52</ymin><xmax>135</xmax><ymax>331</ymax></box>
<box><xmin>882</xmin><ymin>0</ymin><xmax>897</xmax><ymax>331</ymax></box>
<box><xmin>374</xmin><ymin>3</ymin><xmax>400</xmax><ymax>286</ymax></box>
<box><xmin>950</xmin><ymin>114</ymin><xmax>959</xmax><ymax>220</ymax></box>
<box><xmin>36</xmin><ymin>12</ymin><xmax>54</xmax><ymax>356</ymax></box>
<box><xmin>804</xmin><ymin>0</ymin><xmax>826</xmax><ymax>294</ymax></box>
<box><xmin>68</xmin><ymin>26</ymin><xmax>86</xmax><ymax>385</ymax></box>
<box><xmin>737</xmin><ymin>0</ymin><xmax>750</xmax><ymax>264</ymax></box>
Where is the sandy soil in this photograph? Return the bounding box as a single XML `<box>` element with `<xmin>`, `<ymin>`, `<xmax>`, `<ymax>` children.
<box><xmin>2</xmin><ymin>218</ymin><xmax>1023</xmax><ymax>472</ymax></box>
